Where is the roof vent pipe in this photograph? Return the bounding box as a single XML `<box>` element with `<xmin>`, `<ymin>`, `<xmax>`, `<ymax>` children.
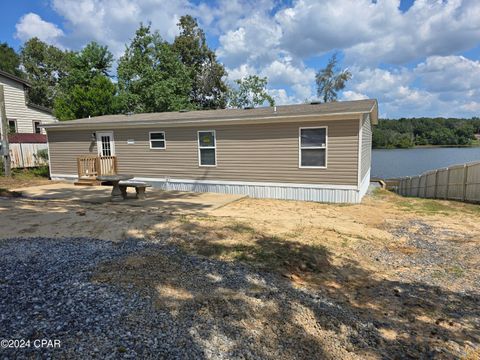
<box><xmin>273</xmin><ymin>106</ymin><xmax>277</xmax><ymax>113</ymax></box>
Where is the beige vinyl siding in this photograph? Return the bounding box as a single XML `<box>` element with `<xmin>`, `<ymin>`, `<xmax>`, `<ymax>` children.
<box><xmin>47</xmin><ymin>118</ymin><xmax>360</xmax><ymax>185</ymax></box>
<box><xmin>0</xmin><ymin>76</ymin><xmax>56</xmax><ymax>134</ymax></box>
<box><xmin>360</xmin><ymin>114</ymin><xmax>372</xmax><ymax>180</ymax></box>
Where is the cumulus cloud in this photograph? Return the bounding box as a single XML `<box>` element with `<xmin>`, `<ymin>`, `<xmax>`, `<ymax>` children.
<box><xmin>416</xmin><ymin>55</ymin><xmax>480</xmax><ymax>93</ymax></box>
<box><xmin>344</xmin><ymin>55</ymin><xmax>480</xmax><ymax>118</ymax></box>
<box><xmin>12</xmin><ymin>0</ymin><xmax>480</xmax><ymax>117</ymax></box>
<box><xmin>49</xmin><ymin>0</ymin><xmax>200</xmax><ymax>56</ymax></box>
<box><xmin>15</xmin><ymin>13</ymin><xmax>64</xmax><ymax>45</ymax></box>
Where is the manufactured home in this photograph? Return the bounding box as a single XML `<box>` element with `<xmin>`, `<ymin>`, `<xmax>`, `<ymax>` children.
<box><xmin>43</xmin><ymin>99</ymin><xmax>378</xmax><ymax>203</ymax></box>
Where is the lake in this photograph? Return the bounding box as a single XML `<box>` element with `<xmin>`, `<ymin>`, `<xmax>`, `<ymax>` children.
<box><xmin>371</xmin><ymin>147</ymin><xmax>480</xmax><ymax>179</ymax></box>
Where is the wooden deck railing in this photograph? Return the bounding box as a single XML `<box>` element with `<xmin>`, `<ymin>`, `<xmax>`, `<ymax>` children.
<box><xmin>77</xmin><ymin>155</ymin><xmax>118</xmax><ymax>178</ymax></box>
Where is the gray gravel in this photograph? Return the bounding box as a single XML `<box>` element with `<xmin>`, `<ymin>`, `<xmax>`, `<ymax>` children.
<box><xmin>1</xmin><ymin>236</ymin><xmax>478</xmax><ymax>359</ymax></box>
<box><xmin>0</xmin><ymin>238</ymin><xmax>207</xmax><ymax>359</ymax></box>
<box><xmin>0</xmin><ymin>237</ymin><xmax>382</xmax><ymax>359</ymax></box>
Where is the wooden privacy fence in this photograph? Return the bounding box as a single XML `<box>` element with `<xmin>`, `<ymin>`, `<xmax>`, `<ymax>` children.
<box><xmin>396</xmin><ymin>161</ymin><xmax>480</xmax><ymax>203</ymax></box>
<box><xmin>10</xmin><ymin>143</ymin><xmax>48</xmax><ymax>168</ymax></box>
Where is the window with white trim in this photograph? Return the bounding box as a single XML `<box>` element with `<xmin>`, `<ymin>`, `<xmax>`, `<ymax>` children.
<box><xmin>149</xmin><ymin>132</ymin><xmax>166</xmax><ymax>149</ymax></box>
<box><xmin>299</xmin><ymin>127</ymin><xmax>327</xmax><ymax>168</ymax></box>
<box><xmin>198</xmin><ymin>130</ymin><xmax>216</xmax><ymax>166</ymax></box>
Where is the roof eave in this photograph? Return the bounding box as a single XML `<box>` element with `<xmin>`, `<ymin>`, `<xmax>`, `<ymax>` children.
<box><xmin>41</xmin><ymin>110</ymin><xmax>373</xmax><ymax>131</ymax></box>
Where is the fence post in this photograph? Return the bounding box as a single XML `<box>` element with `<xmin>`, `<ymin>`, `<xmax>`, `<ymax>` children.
<box><xmin>462</xmin><ymin>164</ymin><xmax>469</xmax><ymax>201</ymax></box>
<box><xmin>445</xmin><ymin>167</ymin><xmax>450</xmax><ymax>200</ymax></box>
<box><xmin>423</xmin><ymin>175</ymin><xmax>427</xmax><ymax>198</ymax></box>
<box><xmin>433</xmin><ymin>170</ymin><xmax>438</xmax><ymax>199</ymax></box>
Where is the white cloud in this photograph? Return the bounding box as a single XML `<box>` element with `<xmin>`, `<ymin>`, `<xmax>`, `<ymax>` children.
<box><xmin>12</xmin><ymin>0</ymin><xmax>480</xmax><ymax>118</ymax></box>
<box><xmin>268</xmin><ymin>88</ymin><xmax>297</xmax><ymax>105</ymax></box>
<box><xmin>342</xmin><ymin>91</ymin><xmax>368</xmax><ymax>101</ymax></box>
<box><xmin>15</xmin><ymin>13</ymin><xmax>64</xmax><ymax>45</ymax></box>
<box><xmin>416</xmin><ymin>55</ymin><xmax>480</xmax><ymax>93</ymax></box>
<box><xmin>344</xmin><ymin>55</ymin><xmax>480</xmax><ymax>118</ymax></box>
<box><xmin>49</xmin><ymin>0</ymin><xmax>199</xmax><ymax>56</ymax></box>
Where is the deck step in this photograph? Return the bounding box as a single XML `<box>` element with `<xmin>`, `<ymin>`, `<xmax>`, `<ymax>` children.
<box><xmin>74</xmin><ymin>178</ymin><xmax>102</xmax><ymax>186</ymax></box>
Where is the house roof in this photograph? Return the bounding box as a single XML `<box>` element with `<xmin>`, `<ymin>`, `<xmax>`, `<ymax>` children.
<box><xmin>8</xmin><ymin>133</ymin><xmax>47</xmax><ymax>143</ymax></box>
<box><xmin>27</xmin><ymin>102</ymin><xmax>53</xmax><ymax>114</ymax></box>
<box><xmin>0</xmin><ymin>69</ymin><xmax>31</xmax><ymax>87</ymax></box>
<box><xmin>43</xmin><ymin>99</ymin><xmax>378</xmax><ymax>130</ymax></box>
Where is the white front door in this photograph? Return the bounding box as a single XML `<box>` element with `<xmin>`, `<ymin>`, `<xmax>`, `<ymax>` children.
<box><xmin>97</xmin><ymin>131</ymin><xmax>115</xmax><ymax>156</ymax></box>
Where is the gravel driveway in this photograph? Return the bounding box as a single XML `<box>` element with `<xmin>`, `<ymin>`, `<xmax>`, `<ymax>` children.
<box><xmin>1</xmin><ymin>237</ymin><xmax>478</xmax><ymax>359</ymax></box>
<box><xmin>0</xmin><ymin>237</ymin><xmax>382</xmax><ymax>359</ymax></box>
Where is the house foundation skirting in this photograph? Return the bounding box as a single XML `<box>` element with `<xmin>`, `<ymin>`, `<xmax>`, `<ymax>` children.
<box><xmin>52</xmin><ymin>173</ymin><xmax>371</xmax><ymax>203</ymax></box>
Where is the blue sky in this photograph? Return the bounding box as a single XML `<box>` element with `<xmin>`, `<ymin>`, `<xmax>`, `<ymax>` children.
<box><xmin>1</xmin><ymin>0</ymin><xmax>480</xmax><ymax>118</ymax></box>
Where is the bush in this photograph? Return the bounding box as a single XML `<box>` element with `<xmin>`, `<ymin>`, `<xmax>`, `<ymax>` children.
<box><xmin>37</xmin><ymin>149</ymin><xmax>49</xmax><ymax>162</ymax></box>
<box><xmin>31</xmin><ymin>165</ymin><xmax>50</xmax><ymax>178</ymax></box>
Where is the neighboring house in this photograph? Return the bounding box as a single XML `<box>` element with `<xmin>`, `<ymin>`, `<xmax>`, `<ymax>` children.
<box><xmin>0</xmin><ymin>69</ymin><xmax>57</xmax><ymax>167</ymax></box>
<box><xmin>43</xmin><ymin>99</ymin><xmax>378</xmax><ymax>203</ymax></box>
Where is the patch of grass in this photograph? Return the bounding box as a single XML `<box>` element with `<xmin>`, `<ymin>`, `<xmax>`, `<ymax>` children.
<box><xmin>173</xmin><ymin>220</ymin><xmax>331</xmax><ymax>274</ymax></box>
<box><xmin>371</xmin><ymin>188</ymin><xmax>393</xmax><ymax>199</ymax></box>
<box><xmin>11</xmin><ymin>166</ymin><xmax>50</xmax><ymax>180</ymax></box>
<box><xmin>395</xmin><ymin>198</ymin><xmax>452</xmax><ymax>215</ymax></box>
<box><xmin>447</xmin><ymin>265</ymin><xmax>465</xmax><ymax>278</ymax></box>
<box><xmin>226</xmin><ymin>222</ymin><xmax>256</xmax><ymax>234</ymax></box>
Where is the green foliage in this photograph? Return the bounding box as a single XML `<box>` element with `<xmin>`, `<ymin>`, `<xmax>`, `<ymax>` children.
<box><xmin>228</xmin><ymin>75</ymin><xmax>275</xmax><ymax>108</ymax></box>
<box><xmin>173</xmin><ymin>15</ymin><xmax>228</xmax><ymax>109</ymax></box>
<box><xmin>373</xmin><ymin>118</ymin><xmax>479</xmax><ymax>148</ymax></box>
<box><xmin>54</xmin><ymin>42</ymin><xmax>117</xmax><ymax>120</ymax></box>
<box><xmin>117</xmin><ymin>24</ymin><xmax>192</xmax><ymax>114</ymax></box>
<box><xmin>20</xmin><ymin>38</ymin><xmax>71</xmax><ymax>108</ymax></box>
<box><xmin>0</xmin><ymin>42</ymin><xmax>23</xmax><ymax>77</ymax></box>
<box><xmin>36</xmin><ymin>149</ymin><xmax>49</xmax><ymax>161</ymax></box>
<box><xmin>55</xmin><ymin>75</ymin><xmax>117</xmax><ymax>120</ymax></box>
<box><xmin>31</xmin><ymin>165</ymin><xmax>50</xmax><ymax>178</ymax></box>
<box><xmin>315</xmin><ymin>53</ymin><xmax>352</xmax><ymax>102</ymax></box>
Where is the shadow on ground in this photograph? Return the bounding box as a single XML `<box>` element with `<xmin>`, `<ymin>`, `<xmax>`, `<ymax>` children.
<box><xmin>94</xmin><ymin>222</ymin><xmax>480</xmax><ymax>359</ymax></box>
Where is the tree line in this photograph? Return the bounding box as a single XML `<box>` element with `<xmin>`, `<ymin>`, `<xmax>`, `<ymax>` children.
<box><xmin>0</xmin><ymin>16</ymin><xmax>274</xmax><ymax>120</ymax></box>
<box><xmin>373</xmin><ymin>117</ymin><xmax>480</xmax><ymax>148</ymax></box>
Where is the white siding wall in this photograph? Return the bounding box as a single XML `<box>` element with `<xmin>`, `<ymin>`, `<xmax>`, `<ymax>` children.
<box><xmin>0</xmin><ymin>75</ymin><xmax>56</xmax><ymax>134</ymax></box>
<box><xmin>360</xmin><ymin>114</ymin><xmax>372</xmax><ymax>181</ymax></box>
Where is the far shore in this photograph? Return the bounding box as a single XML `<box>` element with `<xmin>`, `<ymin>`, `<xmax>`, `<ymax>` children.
<box><xmin>374</xmin><ymin>143</ymin><xmax>480</xmax><ymax>150</ymax></box>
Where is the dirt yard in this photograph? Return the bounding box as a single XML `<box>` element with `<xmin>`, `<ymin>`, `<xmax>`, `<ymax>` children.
<box><xmin>0</xmin><ymin>183</ymin><xmax>479</xmax><ymax>359</ymax></box>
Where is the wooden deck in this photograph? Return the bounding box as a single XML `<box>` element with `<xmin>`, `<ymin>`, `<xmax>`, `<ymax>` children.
<box><xmin>75</xmin><ymin>155</ymin><xmax>118</xmax><ymax>186</ymax></box>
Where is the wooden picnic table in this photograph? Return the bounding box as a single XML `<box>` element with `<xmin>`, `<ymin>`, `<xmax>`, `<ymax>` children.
<box><xmin>97</xmin><ymin>174</ymin><xmax>133</xmax><ymax>202</ymax></box>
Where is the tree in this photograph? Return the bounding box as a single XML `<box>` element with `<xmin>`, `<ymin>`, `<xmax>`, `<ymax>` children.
<box><xmin>0</xmin><ymin>43</ymin><xmax>23</xmax><ymax>77</ymax></box>
<box><xmin>20</xmin><ymin>38</ymin><xmax>70</xmax><ymax>108</ymax></box>
<box><xmin>54</xmin><ymin>42</ymin><xmax>116</xmax><ymax>120</ymax></box>
<box><xmin>172</xmin><ymin>15</ymin><xmax>228</xmax><ymax>109</ymax></box>
<box><xmin>228</xmin><ymin>75</ymin><xmax>275</xmax><ymax>109</ymax></box>
<box><xmin>315</xmin><ymin>53</ymin><xmax>351</xmax><ymax>102</ymax></box>
<box><xmin>117</xmin><ymin>24</ymin><xmax>192</xmax><ymax>113</ymax></box>
<box><xmin>54</xmin><ymin>75</ymin><xmax>116</xmax><ymax>120</ymax></box>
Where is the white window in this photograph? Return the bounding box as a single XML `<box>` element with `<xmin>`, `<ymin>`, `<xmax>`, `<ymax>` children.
<box><xmin>198</xmin><ymin>130</ymin><xmax>216</xmax><ymax>166</ymax></box>
<box><xmin>33</xmin><ymin>121</ymin><xmax>41</xmax><ymax>134</ymax></box>
<box><xmin>299</xmin><ymin>127</ymin><xmax>327</xmax><ymax>168</ymax></box>
<box><xmin>149</xmin><ymin>132</ymin><xmax>166</xmax><ymax>149</ymax></box>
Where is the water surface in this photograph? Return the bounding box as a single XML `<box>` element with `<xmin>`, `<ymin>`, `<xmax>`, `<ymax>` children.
<box><xmin>371</xmin><ymin>147</ymin><xmax>480</xmax><ymax>179</ymax></box>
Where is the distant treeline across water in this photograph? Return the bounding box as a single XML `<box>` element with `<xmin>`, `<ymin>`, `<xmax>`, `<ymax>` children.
<box><xmin>373</xmin><ymin>117</ymin><xmax>480</xmax><ymax>149</ymax></box>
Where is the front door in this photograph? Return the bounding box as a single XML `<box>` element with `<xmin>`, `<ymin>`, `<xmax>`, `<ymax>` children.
<box><xmin>96</xmin><ymin>131</ymin><xmax>115</xmax><ymax>157</ymax></box>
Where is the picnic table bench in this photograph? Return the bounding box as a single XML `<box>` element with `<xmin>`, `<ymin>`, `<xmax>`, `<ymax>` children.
<box><xmin>119</xmin><ymin>181</ymin><xmax>151</xmax><ymax>200</ymax></box>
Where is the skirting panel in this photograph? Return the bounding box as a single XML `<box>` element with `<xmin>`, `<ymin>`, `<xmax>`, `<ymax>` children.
<box><xmin>51</xmin><ymin>174</ymin><xmax>367</xmax><ymax>203</ymax></box>
<box><xmin>136</xmin><ymin>178</ymin><xmax>364</xmax><ymax>203</ymax></box>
